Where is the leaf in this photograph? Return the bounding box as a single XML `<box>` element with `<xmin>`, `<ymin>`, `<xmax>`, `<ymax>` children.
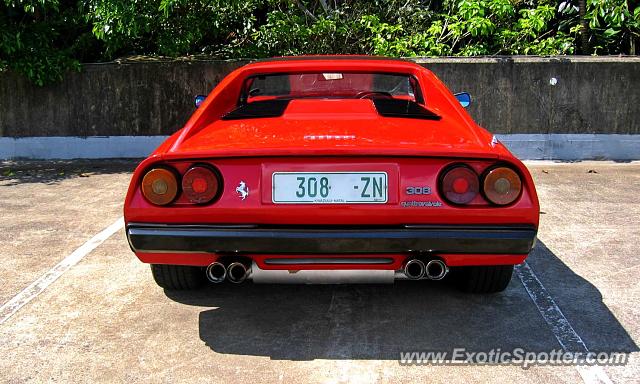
<box><xmin>603</xmin><ymin>28</ymin><xmax>619</xmax><ymax>38</ymax></box>
<box><xmin>558</xmin><ymin>1</ymin><xmax>568</xmax><ymax>13</ymax></box>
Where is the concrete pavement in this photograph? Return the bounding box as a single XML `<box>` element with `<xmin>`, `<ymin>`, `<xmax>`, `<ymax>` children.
<box><xmin>0</xmin><ymin>160</ymin><xmax>638</xmax><ymax>383</ymax></box>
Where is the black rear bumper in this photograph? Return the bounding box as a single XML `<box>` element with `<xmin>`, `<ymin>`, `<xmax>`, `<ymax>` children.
<box><xmin>126</xmin><ymin>224</ymin><xmax>537</xmax><ymax>255</ymax></box>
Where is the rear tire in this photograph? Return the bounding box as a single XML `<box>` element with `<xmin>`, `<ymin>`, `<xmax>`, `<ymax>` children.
<box><xmin>150</xmin><ymin>264</ymin><xmax>205</xmax><ymax>290</ymax></box>
<box><xmin>456</xmin><ymin>265</ymin><xmax>514</xmax><ymax>293</ymax></box>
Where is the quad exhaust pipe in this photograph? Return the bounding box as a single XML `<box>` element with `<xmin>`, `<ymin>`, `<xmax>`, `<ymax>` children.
<box><xmin>425</xmin><ymin>259</ymin><xmax>449</xmax><ymax>280</ymax></box>
<box><xmin>403</xmin><ymin>259</ymin><xmax>426</xmax><ymax>280</ymax></box>
<box><xmin>207</xmin><ymin>258</ymin><xmax>447</xmax><ymax>283</ymax></box>
<box><xmin>226</xmin><ymin>262</ymin><xmax>250</xmax><ymax>283</ymax></box>
<box><xmin>402</xmin><ymin>258</ymin><xmax>449</xmax><ymax>280</ymax></box>
<box><xmin>206</xmin><ymin>260</ymin><xmax>251</xmax><ymax>283</ymax></box>
<box><xmin>205</xmin><ymin>262</ymin><xmax>227</xmax><ymax>283</ymax></box>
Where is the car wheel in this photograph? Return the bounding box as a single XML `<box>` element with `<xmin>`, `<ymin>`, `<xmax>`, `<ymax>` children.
<box><xmin>456</xmin><ymin>265</ymin><xmax>514</xmax><ymax>293</ymax></box>
<box><xmin>150</xmin><ymin>264</ymin><xmax>205</xmax><ymax>290</ymax></box>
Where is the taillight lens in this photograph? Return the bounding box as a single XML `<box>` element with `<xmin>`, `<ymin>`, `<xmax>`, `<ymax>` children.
<box><xmin>181</xmin><ymin>166</ymin><xmax>221</xmax><ymax>204</ymax></box>
<box><xmin>141</xmin><ymin>168</ymin><xmax>178</xmax><ymax>206</ymax></box>
<box><xmin>441</xmin><ymin>166</ymin><xmax>479</xmax><ymax>204</ymax></box>
<box><xmin>483</xmin><ymin>167</ymin><xmax>522</xmax><ymax>205</ymax></box>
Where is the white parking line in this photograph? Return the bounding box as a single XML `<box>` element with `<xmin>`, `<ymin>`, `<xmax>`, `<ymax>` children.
<box><xmin>515</xmin><ymin>262</ymin><xmax>613</xmax><ymax>384</ymax></box>
<box><xmin>0</xmin><ymin>217</ymin><xmax>124</xmax><ymax>325</ymax></box>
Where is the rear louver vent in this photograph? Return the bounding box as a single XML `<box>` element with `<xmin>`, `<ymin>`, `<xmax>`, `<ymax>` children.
<box><xmin>373</xmin><ymin>99</ymin><xmax>441</xmax><ymax>120</ymax></box>
<box><xmin>222</xmin><ymin>99</ymin><xmax>291</xmax><ymax>120</ymax></box>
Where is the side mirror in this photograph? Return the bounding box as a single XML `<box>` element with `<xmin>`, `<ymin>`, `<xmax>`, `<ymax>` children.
<box><xmin>194</xmin><ymin>95</ymin><xmax>206</xmax><ymax>108</ymax></box>
<box><xmin>454</xmin><ymin>92</ymin><xmax>471</xmax><ymax>108</ymax></box>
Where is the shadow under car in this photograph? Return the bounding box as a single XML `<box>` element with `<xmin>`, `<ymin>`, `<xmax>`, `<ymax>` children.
<box><xmin>165</xmin><ymin>241</ymin><xmax>637</xmax><ymax>360</ymax></box>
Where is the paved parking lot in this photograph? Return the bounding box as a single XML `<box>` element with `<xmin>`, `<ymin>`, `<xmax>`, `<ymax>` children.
<box><xmin>0</xmin><ymin>160</ymin><xmax>638</xmax><ymax>383</ymax></box>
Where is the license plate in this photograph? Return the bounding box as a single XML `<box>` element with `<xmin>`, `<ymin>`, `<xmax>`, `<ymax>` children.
<box><xmin>272</xmin><ymin>172</ymin><xmax>388</xmax><ymax>204</ymax></box>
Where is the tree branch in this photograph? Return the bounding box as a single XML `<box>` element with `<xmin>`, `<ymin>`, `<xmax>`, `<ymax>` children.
<box><xmin>295</xmin><ymin>0</ymin><xmax>318</xmax><ymax>21</ymax></box>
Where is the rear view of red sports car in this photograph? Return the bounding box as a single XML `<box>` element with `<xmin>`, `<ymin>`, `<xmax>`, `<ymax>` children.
<box><xmin>124</xmin><ymin>56</ymin><xmax>539</xmax><ymax>293</ymax></box>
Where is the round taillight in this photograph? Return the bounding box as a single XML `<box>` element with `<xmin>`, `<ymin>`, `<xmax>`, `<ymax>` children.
<box><xmin>441</xmin><ymin>166</ymin><xmax>479</xmax><ymax>204</ymax></box>
<box><xmin>181</xmin><ymin>166</ymin><xmax>221</xmax><ymax>204</ymax></box>
<box><xmin>141</xmin><ymin>168</ymin><xmax>178</xmax><ymax>206</ymax></box>
<box><xmin>483</xmin><ymin>167</ymin><xmax>522</xmax><ymax>205</ymax></box>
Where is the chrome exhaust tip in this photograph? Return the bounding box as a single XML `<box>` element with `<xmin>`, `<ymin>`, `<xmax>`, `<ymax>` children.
<box><xmin>403</xmin><ymin>259</ymin><xmax>426</xmax><ymax>280</ymax></box>
<box><xmin>227</xmin><ymin>262</ymin><xmax>250</xmax><ymax>284</ymax></box>
<box><xmin>205</xmin><ymin>262</ymin><xmax>227</xmax><ymax>283</ymax></box>
<box><xmin>425</xmin><ymin>259</ymin><xmax>449</xmax><ymax>280</ymax></box>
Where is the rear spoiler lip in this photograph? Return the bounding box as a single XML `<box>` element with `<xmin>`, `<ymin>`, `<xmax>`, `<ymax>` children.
<box><xmin>154</xmin><ymin>150</ymin><xmax>501</xmax><ymax>161</ymax></box>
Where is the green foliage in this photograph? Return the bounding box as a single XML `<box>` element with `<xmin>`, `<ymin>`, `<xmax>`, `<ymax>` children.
<box><xmin>90</xmin><ymin>0</ymin><xmax>261</xmax><ymax>57</ymax></box>
<box><xmin>583</xmin><ymin>0</ymin><xmax>640</xmax><ymax>54</ymax></box>
<box><xmin>0</xmin><ymin>0</ymin><xmax>90</xmax><ymax>85</ymax></box>
<box><xmin>1</xmin><ymin>0</ymin><xmax>639</xmax><ymax>85</ymax></box>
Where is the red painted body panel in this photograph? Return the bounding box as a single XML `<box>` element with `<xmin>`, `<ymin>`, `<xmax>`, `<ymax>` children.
<box><xmin>175</xmin><ymin>99</ymin><xmax>493</xmax><ymax>158</ymax></box>
<box><xmin>126</xmin><ymin>157</ymin><xmax>537</xmax><ymax>225</ymax></box>
<box><xmin>164</xmin><ymin>57</ymin><xmax>497</xmax><ymax>159</ymax></box>
<box><xmin>124</xmin><ymin>56</ymin><xmax>539</xmax><ymax>270</ymax></box>
<box><xmin>135</xmin><ymin>252</ymin><xmax>527</xmax><ymax>268</ymax></box>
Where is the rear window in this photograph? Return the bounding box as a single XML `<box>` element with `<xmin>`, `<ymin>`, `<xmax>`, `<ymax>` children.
<box><xmin>243</xmin><ymin>72</ymin><xmax>422</xmax><ymax>103</ymax></box>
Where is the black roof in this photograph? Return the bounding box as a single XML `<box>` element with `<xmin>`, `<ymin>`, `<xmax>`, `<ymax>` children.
<box><xmin>254</xmin><ymin>55</ymin><xmax>413</xmax><ymax>63</ymax></box>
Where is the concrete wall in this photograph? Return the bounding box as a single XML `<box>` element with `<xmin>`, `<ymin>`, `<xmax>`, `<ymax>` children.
<box><xmin>0</xmin><ymin>60</ymin><xmax>248</xmax><ymax>137</ymax></box>
<box><xmin>1</xmin><ymin>56</ymin><xmax>638</xmax><ymax>138</ymax></box>
<box><xmin>418</xmin><ymin>57</ymin><xmax>640</xmax><ymax>134</ymax></box>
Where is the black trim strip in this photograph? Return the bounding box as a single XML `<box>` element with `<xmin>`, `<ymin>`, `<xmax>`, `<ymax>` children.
<box><xmin>373</xmin><ymin>99</ymin><xmax>441</xmax><ymax>120</ymax></box>
<box><xmin>222</xmin><ymin>99</ymin><xmax>290</xmax><ymax>120</ymax></box>
<box><xmin>127</xmin><ymin>224</ymin><xmax>536</xmax><ymax>255</ymax></box>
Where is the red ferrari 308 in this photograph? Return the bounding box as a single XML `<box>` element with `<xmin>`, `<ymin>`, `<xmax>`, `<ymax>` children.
<box><xmin>124</xmin><ymin>56</ymin><xmax>539</xmax><ymax>293</ymax></box>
